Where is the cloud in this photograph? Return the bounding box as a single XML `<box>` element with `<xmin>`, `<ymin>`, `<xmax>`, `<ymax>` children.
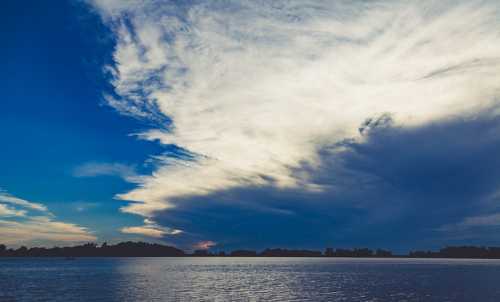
<box><xmin>0</xmin><ymin>192</ymin><xmax>48</xmax><ymax>212</ymax></box>
<box><xmin>74</xmin><ymin>202</ymin><xmax>100</xmax><ymax>212</ymax></box>
<box><xmin>89</xmin><ymin>0</ymin><xmax>500</xmax><ymax>248</ymax></box>
<box><xmin>0</xmin><ymin>217</ymin><xmax>96</xmax><ymax>245</ymax></box>
<box><xmin>147</xmin><ymin>112</ymin><xmax>500</xmax><ymax>250</ymax></box>
<box><xmin>0</xmin><ymin>204</ymin><xmax>26</xmax><ymax>217</ymax></box>
<box><xmin>0</xmin><ymin>191</ymin><xmax>96</xmax><ymax>246</ymax></box>
<box><xmin>324</xmin><ymin>112</ymin><xmax>500</xmax><ymax>240</ymax></box>
<box><xmin>463</xmin><ymin>213</ymin><xmax>500</xmax><ymax>227</ymax></box>
<box><xmin>440</xmin><ymin>212</ymin><xmax>500</xmax><ymax>232</ymax></box>
<box><xmin>193</xmin><ymin>240</ymin><xmax>216</xmax><ymax>250</ymax></box>
<box><xmin>73</xmin><ymin>161</ymin><xmax>141</xmax><ymax>182</ymax></box>
<box><xmin>121</xmin><ymin>218</ymin><xmax>182</xmax><ymax>238</ymax></box>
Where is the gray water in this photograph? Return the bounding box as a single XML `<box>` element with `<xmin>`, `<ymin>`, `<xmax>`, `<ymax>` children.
<box><xmin>1</xmin><ymin>257</ymin><xmax>500</xmax><ymax>301</ymax></box>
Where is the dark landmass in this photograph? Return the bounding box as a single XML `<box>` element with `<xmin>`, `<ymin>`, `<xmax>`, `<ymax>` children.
<box><xmin>408</xmin><ymin>246</ymin><xmax>500</xmax><ymax>259</ymax></box>
<box><xmin>2</xmin><ymin>242</ymin><xmax>500</xmax><ymax>259</ymax></box>
<box><xmin>0</xmin><ymin>242</ymin><xmax>185</xmax><ymax>257</ymax></box>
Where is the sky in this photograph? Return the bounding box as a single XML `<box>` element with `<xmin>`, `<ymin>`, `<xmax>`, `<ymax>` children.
<box><xmin>2</xmin><ymin>0</ymin><xmax>500</xmax><ymax>252</ymax></box>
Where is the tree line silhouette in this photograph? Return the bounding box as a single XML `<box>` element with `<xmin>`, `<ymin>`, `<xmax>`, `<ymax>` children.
<box><xmin>2</xmin><ymin>242</ymin><xmax>500</xmax><ymax>258</ymax></box>
<box><xmin>0</xmin><ymin>242</ymin><xmax>184</xmax><ymax>257</ymax></box>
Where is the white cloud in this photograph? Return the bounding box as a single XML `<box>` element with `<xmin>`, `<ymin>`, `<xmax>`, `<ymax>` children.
<box><xmin>0</xmin><ymin>204</ymin><xmax>26</xmax><ymax>217</ymax></box>
<box><xmin>0</xmin><ymin>217</ymin><xmax>96</xmax><ymax>245</ymax></box>
<box><xmin>0</xmin><ymin>192</ymin><xmax>48</xmax><ymax>212</ymax></box>
<box><xmin>121</xmin><ymin>218</ymin><xmax>182</xmax><ymax>238</ymax></box>
<box><xmin>73</xmin><ymin>162</ymin><xmax>141</xmax><ymax>182</ymax></box>
<box><xmin>90</xmin><ymin>0</ymin><xmax>500</xmax><ymax>222</ymax></box>
<box><xmin>0</xmin><ymin>191</ymin><xmax>96</xmax><ymax>245</ymax></box>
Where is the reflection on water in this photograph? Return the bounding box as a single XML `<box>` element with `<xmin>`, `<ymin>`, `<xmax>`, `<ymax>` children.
<box><xmin>1</xmin><ymin>257</ymin><xmax>500</xmax><ymax>301</ymax></box>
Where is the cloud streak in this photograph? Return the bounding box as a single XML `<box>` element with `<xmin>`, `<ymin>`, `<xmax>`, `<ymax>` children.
<box><xmin>121</xmin><ymin>218</ymin><xmax>182</xmax><ymax>238</ymax></box>
<box><xmin>0</xmin><ymin>217</ymin><xmax>96</xmax><ymax>245</ymax></box>
<box><xmin>0</xmin><ymin>204</ymin><xmax>26</xmax><ymax>217</ymax></box>
<box><xmin>73</xmin><ymin>161</ymin><xmax>141</xmax><ymax>182</ymax></box>
<box><xmin>0</xmin><ymin>192</ymin><xmax>48</xmax><ymax>212</ymax></box>
<box><xmin>0</xmin><ymin>191</ymin><xmax>96</xmax><ymax>246</ymax></box>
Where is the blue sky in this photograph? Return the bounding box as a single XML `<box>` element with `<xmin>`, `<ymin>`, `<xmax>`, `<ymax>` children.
<box><xmin>2</xmin><ymin>0</ymin><xmax>500</xmax><ymax>252</ymax></box>
<box><xmin>1</xmin><ymin>0</ymin><xmax>164</xmax><ymax>245</ymax></box>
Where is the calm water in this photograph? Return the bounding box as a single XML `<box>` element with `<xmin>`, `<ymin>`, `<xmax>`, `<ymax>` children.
<box><xmin>1</xmin><ymin>257</ymin><xmax>500</xmax><ymax>301</ymax></box>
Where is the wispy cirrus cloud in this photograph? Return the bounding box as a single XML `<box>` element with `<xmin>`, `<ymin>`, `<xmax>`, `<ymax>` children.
<box><xmin>121</xmin><ymin>218</ymin><xmax>182</xmax><ymax>238</ymax></box>
<box><xmin>0</xmin><ymin>190</ymin><xmax>96</xmax><ymax>246</ymax></box>
<box><xmin>463</xmin><ymin>213</ymin><xmax>500</xmax><ymax>227</ymax></box>
<box><xmin>440</xmin><ymin>213</ymin><xmax>500</xmax><ymax>232</ymax></box>
<box><xmin>0</xmin><ymin>191</ymin><xmax>48</xmax><ymax>212</ymax></box>
<box><xmin>0</xmin><ymin>204</ymin><xmax>26</xmax><ymax>217</ymax></box>
<box><xmin>74</xmin><ymin>202</ymin><xmax>100</xmax><ymax>212</ymax></box>
<box><xmin>88</xmin><ymin>0</ymin><xmax>500</xmax><ymax>247</ymax></box>
<box><xmin>0</xmin><ymin>217</ymin><xmax>96</xmax><ymax>245</ymax></box>
<box><xmin>73</xmin><ymin>161</ymin><xmax>141</xmax><ymax>182</ymax></box>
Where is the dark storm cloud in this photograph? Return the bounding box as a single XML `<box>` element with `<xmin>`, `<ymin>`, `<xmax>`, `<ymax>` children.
<box><xmin>152</xmin><ymin>112</ymin><xmax>500</xmax><ymax>250</ymax></box>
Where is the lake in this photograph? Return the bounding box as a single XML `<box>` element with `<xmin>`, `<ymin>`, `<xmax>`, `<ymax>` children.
<box><xmin>1</xmin><ymin>257</ymin><xmax>500</xmax><ymax>301</ymax></box>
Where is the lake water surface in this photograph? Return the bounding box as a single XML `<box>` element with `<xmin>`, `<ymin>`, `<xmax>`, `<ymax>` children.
<box><xmin>1</xmin><ymin>257</ymin><xmax>500</xmax><ymax>301</ymax></box>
